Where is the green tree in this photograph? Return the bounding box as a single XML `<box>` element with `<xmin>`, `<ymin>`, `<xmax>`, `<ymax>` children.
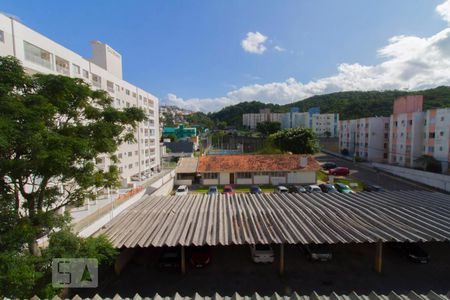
<box><xmin>0</xmin><ymin>56</ymin><xmax>146</xmax><ymax>256</ymax></box>
<box><xmin>216</xmin><ymin>121</ymin><xmax>227</xmax><ymax>130</ymax></box>
<box><xmin>270</xmin><ymin>127</ymin><xmax>319</xmax><ymax>154</ymax></box>
<box><xmin>256</xmin><ymin>121</ymin><xmax>281</xmax><ymax>136</ymax></box>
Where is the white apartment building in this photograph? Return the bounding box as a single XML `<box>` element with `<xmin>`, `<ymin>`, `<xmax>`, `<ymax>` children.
<box><xmin>339</xmin><ymin>117</ymin><xmax>389</xmax><ymax>162</ymax></box>
<box><xmin>0</xmin><ymin>13</ymin><xmax>160</xmax><ymax>186</ymax></box>
<box><xmin>311</xmin><ymin>113</ymin><xmax>339</xmax><ymax>137</ymax></box>
<box><xmin>281</xmin><ymin>112</ymin><xmax>310</xmax><ymax>129</ymax></box>
<box><xmin>424</xmin><ymin>108</ymin><xmax>450</xmax><ymax>173</ymax></box>
<box><xmin>339</xmin><ymin>120</ymin><xmax>357</xmax><ymax>154</ymax></box>
<box><xmin>242</xmin><ymin>109</ymin><xmax>284</xmax><ymax>129</ymax></box>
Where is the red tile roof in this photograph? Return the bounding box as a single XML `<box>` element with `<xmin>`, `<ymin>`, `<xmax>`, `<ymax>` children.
<box><xmin>197</xmin><ymin>154</ymin><xmax>320</xmax><ymax>173</ymax></box>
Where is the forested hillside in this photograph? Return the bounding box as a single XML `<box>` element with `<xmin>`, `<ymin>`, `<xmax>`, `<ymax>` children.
<box><xmin>206</xmin><ymin>86</ymin><xmax>450</xmax><ymax>127</ymax></box>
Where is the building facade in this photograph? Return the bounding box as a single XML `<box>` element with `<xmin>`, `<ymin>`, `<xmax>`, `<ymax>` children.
<box><xmin>196</xmin><ymin>154</ymin><xmax>320</xmax><ymax>185</ymax></box>
<box><xmin>0</xmin><ymin>14</ymin><xmax>160</xmax><ymax>186</ymax></box>
<box><xmin>388</xmin><ymin>96</ymin><xmax>425</xmax><ymax>168</ymax></box>
<box><xmin>424</xmin><ymin>108</ymin><xmax>450</xmax><ymax>172</ymax></box>
<box><xmin>243</xmin><ymin>108</ymin><xmax>339</xmax><ymax>137</ymax></box>
<box><xmin>242</xmin><ymin>109</ymin><xmax>284</xmax><ymax>129</ymax></box>
<box><xmin>311</xmin><ymin>113</ymin><xmax>339</xmax><ymax>137</ymax></box>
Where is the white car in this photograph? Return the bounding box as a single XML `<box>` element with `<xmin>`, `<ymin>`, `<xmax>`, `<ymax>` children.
<box><xmin>130</xmin><ymin>175</ymin><xmax>140</xmax><ymax>181</ymax></box>
<box><xmin>306</xmin><ymin>185</ymin><xmax>322</xmax><ymax>193</ymax></box>
<box><xmin>175</xmin><ymin>185</ymin><xmax>189</xmax><ymax>196</ymax></box>
<box><xmin>250</xmin><ymin>244</ymin><xmax>275</xmax><ymax>263</ymax></box>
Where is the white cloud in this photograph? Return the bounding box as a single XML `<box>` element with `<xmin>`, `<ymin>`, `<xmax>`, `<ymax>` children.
<box><xmin>274</xmin><ymin>45</ymin><xmax>285</xmax><ymax>52</ymax></box>
<box><xmin>165</xmin><ymin>1</ymin><xmax>450</xmax><ymax>112</ymax></box>
<box><xmin>437</xmin><ymin>0</ymin><xmax>450</xmax><ymax>23</ymax></box>
<box><xmin>241</xmin><ymin>32</ymin><xmax>268</xmax><ymax>54</ymax></box>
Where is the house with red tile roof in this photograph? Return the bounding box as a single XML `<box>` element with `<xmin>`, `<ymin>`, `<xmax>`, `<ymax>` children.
<box><xmin>196</xmin><ymin>154</ymin><xmax>320</xmax><ymax>185</ymax></box>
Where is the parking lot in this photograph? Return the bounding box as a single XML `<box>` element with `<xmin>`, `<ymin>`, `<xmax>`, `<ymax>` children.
<box><xmin>89</xmin><ymin>242</ymin><xmax>450</xmax><ymax>297</ymax></box>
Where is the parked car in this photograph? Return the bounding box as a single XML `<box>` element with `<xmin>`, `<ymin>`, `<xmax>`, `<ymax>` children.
<box><xmin>289</xmin><ymin>185</ymin><xmax>307</xmax><ymax>193</ymax></box>
<box><xmin>321</xmin><ymin>162</ymin><xmax>337</xmax><ymax>170</ymax></box>
<box><xmin>304</xmin><ymin>244</ymin><xmax>332</xmax><ymax>261</ymax></box>
<box><xmin>158</xmin><ymin>247</ymin><xmax>181</xmax><ymax>269</ymax></box>
<box><xmin>207</xmin><ymin>186</ymin><xmax>218</xmax><ymax>195</ymax></box>
<box><xmin>250</xmin><ymin>244</ymin><xmax>275</xmax><ymax>263</ymax></box>
<box><xmin>250</xmin><ymin>185</ymin><xmax>262</xmax><ymax>194</ymax></box>
<box><xmin>319</xmin><ymin>183</ymin><xmax>338</xmax><ymax>193</ymax></box>
<box><xmin>363</xmin><ymin>184</ymin><xmax>385</xmax><ymax>192</ymax></box>
<box><xmin>189</xmin><ymin>246</ymin><xmax>211</xmax><ymax>268</ymax></box>
<box><xmin>275</xmin><ymin>185</ymin><xmax>289</xmax><ymax>193</ymax></box>
<box><xmin>131</xmin><ymin>174</ymin><xmax>140</xmax><ymax>181</ymax></box>
<box><xmin>328</xmin><ymin>167</ymin><xmax>350</xmax><ymax>176</ymax></box>
<box><xmin>175</xmin><ymin>185</ymin><xmax>189</xmax><ymax>196</ymax></box>
<box><xmin>306</xmin><ymin>185</ymin><xmax>322</xmax><ymax>193</ymax></box>
<box><xmin>334</xmin><ymin>183</ymin><xmax>354</xmax><ymax>193</ymax></box>
<box><xmin>223</xmin><ymin>185</ymin><xmax>235</xmax><ymax>195</ymax></box>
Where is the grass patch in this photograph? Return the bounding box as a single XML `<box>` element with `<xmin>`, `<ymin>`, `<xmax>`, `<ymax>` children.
<box><xmin>316</xmin><ymin>170</ymin><xmax>328</xmax><ymax>183</ymax></box>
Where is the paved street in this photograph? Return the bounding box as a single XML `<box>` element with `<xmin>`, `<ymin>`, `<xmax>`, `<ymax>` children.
<box><xmin>314</xmin><ymin>153</ymin><xmax>434</xmax><ymax>191</ymax></box>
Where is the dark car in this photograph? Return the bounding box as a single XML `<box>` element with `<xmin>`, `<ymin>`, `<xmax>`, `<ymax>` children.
<box><xmin>402</xmin><ymin>243</ymin><xmax>430</xmax><ymax>263</ymax></box>
<box><xmin>363</xmin><ymin>184</ymin><xmax>385</xmax><ymax>192</ymax></box>
<box><xmin>289</xmin><ymin>185</ymin><xmax>307</xmax><ymax>193</ymax></box>
<box><xmin>328</xmin><ymin>167</ymin><xmax>350</xmax><ymax>176</ymax></box>
<box><xmin>304</xmin><ymin>244</ymin><xmax>332</xmax><ymax>261</ymax></box>
<box><xmin>250</xmin><ymin>185</ymin><xmax>262</xmax><ymax>194</ymax></box>
<box><xmin>319</xmin><ymin>183</ymin><xmax>338</xmax><ymax>193</ymax></box>
<box><xmin>321</xmin><ymin>162</ymin><xmax>337</xmax><ymax>170</ymax></box>
<box><xmin>190</xmin><ymin>246</ymin><xmax>211</xmax><ymax>268</ymax></box>
<box><xmin>334</xmin><ymin>183</ymin><xmax>354</xmax><ymax>193</ymax></box>
<box><xmin>158</xmin><ymin>247</ymin><xmax>181</xmax><ymax>269</ymax></box>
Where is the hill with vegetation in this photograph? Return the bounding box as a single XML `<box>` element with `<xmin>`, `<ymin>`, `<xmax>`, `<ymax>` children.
<box><xmin>206</xmin><ymin>86</ymin><xmax>450</xmax><ymax>127</ymax></box>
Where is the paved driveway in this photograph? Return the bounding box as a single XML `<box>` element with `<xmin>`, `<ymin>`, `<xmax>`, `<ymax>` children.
<box><xmin>314</xmin><ymin>153</ymin><xmax>434</xmax><ymax>191</ymax></box>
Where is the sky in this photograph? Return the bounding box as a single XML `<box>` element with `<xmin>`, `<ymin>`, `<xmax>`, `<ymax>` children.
<box><xmin>2</xmin><ymin>0</ymin><xmax>450</xmax><ymax>112</ymax></box>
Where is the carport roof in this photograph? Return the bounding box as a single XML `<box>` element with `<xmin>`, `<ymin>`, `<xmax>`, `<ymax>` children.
<box><xmin>31</xmin><ymin>291</ymin><xmax>450</xmax><ymax>300</ymax></box>
<box><xmin>97</xmin><ymin>191</ymin><xmax>450</xmax><ymax>248</ymax></box>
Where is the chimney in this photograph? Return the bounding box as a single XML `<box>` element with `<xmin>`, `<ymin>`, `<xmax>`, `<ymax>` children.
<box><xmin>299</xmin><ymin>156</ymin><xmax>308</xmax><ymax>168</ymax></box>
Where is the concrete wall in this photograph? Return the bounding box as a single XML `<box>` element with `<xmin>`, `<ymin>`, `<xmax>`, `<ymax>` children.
<box><xmin>219</xmin><ymin>172</ymin><xmax>230</xmax><ymax>185</ymax></box>
<box><xmin>372</xmin><ymin>162</ymin><xmax>450</xmax><ymax>192</ymax></box>
<box><xmin>270</xmin><ymin>176</ymin><xmax>286</xmax><ymax>185</ymax></box>
<box><xmin>202</xmin><ymin>179</ymin><xmax>219</xmax><ymax>185</ymax></box>
<box><xmin>236</xmin><ymin>178</ymin><xmax>252</xmax><ymax>185</ymax></box>
<box><xmin>287</xmin><ymin>172</ymin><xmax>316</xmax><ymax>184</ymax></box>
<box><xmin>253</xmin><ymin>175</ymin><xmax>270</xmax><ymax>184</ymax></box>
<box><xmin>175</xmin><ymin>179</ymin><xmax>192</xmax><ymax>186</ymax></box>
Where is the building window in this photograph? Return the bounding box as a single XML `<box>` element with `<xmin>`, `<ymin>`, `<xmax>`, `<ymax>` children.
<box><xmin>440</xmin><ymin>131</ymin><xmax>444</xmax><ymax>137</ymax></box>
<box><xmin>429</xmin><ymin>132</ymin><xmax>435</xmax><ymax>139</ymax></box>
<box><xmin>55</xmin><ymin>56</ymin><xmax>70</xmax><ymax>75</ymax></box>
<box><xmin>428</xmin><ymin>146</ymin><xmax>434</xmax><ymax>153</ymax></box>
<box><xmin>107</xmin><ymin>80</ymin><xmax>114</xmax><ymax>93</ymax></box>
<box><xmin>82</xmin><ymin>69</ymin><xmax>89</xmax><ymax>79</ymax></box>
<box><xmin>91</xmin><ymin>73</ymin><xmax>101</xmax><ymax>88</ymax></box>
<box><xmin>237</xmin><ymin>172</ymin><xmax>252</xmax><ymax>179</ymax></box>
<box><xmin>24</xmin><ymin>41</ymin><xmax>53</xmax><ymax>69</ymax></box>
<box><xmin>271</xmin><ymin>172</ymin><xmax>286</xmax><ymax>177</ymax></box>
<box><xmin>128</xmin><ymin>163</ymin><xmax>133</xmax><ymax>169</ymax></box>
<box><xmin>203</xmin><ymin>173</ymin><xmax>218</xmax><ymax>179</ymax></box>
<box><xmin>0</xmin><ymin>30</ymin><xmax>4</xmax><ymax>42</ymax></box>
<box><xmin>128</xmin><ymin>151</ymin><xmax>132</xmax><ymax>157</ymax></box>
<box><xmin>135</xmin><ymin>151</ymin><xmax>139</xmax><ymax>155</ymax></box>
<box><xmin>132</xmin><ymin>92</ymin><xmax>137</xmax><ymax>98</ymax></box>
<box><xmin>126</xmin><ymin>89</ymin><xmax>130</xmax><ymax>95</ymax></box>
<box><xmin>72</xmin><ymin>63</ymin><xmax>80</xmax><ymax>75</ymax></box>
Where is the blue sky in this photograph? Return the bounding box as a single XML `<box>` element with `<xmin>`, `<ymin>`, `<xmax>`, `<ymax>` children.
<box><xmin>2</xmin><ymin>0</ymin><xmax>450</xmax><ymax>111</ymax></box>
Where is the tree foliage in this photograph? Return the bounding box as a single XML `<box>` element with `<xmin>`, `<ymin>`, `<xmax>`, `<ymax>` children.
<box><xmin>415</xmin><ymin>154</ymin><xmax>442</xmax><ymax>173</ymax></box>
<box><xmin>0</xmin><ymin>56</ymin><xmax>146</xmax><ymax>255</ymax></box>
<box><xmin>185</xmin><ymin>112</ymin><xmax>214</xmax><ymax>130</ymax></box>
<box><xmin>207</xmin><ymin>87</ymin><xmax>450</xmax><ymax>127</ymax></box>
<box><xmin>256</xmin><ymin>121</ymin><xmax>281</xmax><ymax>136</ymax></box>
<box><xmin>270</xmin><ymin>128</ymin><xmax>319</xmax><ymax>154</ymax></box>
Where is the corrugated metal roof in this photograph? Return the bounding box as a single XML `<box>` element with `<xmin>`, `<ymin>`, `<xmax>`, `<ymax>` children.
<box><xmin>176</xmin><ymin>157</ymin><xmax>199</xmax><ymax>173</ymax></box>
<box><xmin>30</xmin><ymin>291</ymin><xmax>450</xmax><ymax>300</ymax></box>
<box><xmin>96</xmin><ymin>191</ymin><xmax>450</xmax><ymax>248</ymax></box>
